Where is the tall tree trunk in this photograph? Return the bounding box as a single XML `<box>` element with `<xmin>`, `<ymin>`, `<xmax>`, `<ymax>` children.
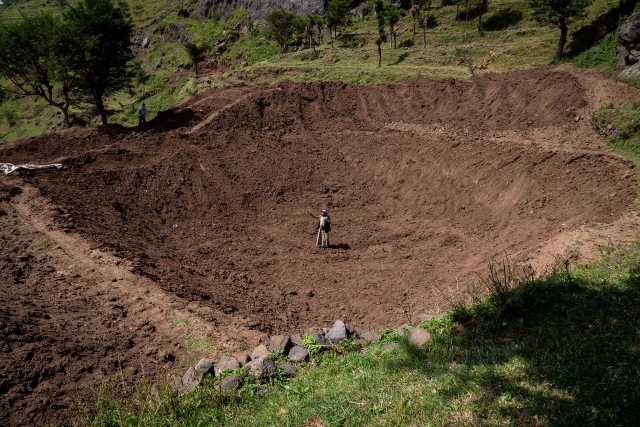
<box><xmin>378</xmin><ymin>42</ymin><xmax>382</xmax><ymax>67</ymax></box>
<box><xmin>95</xmin><ymin>93</ymin><xmax>107</xmax><ymax>126</ymax></box>
<box><xmin>423</xmin><ymin>23</ymin><xmax>427</xmax><ymax>48</ymax></box>
<box><xmin>61</xmin><ymin>105</ymin><xmax>70</xmax><ymax>127</ymax></box>
<box><xmin>555</xmin><ymin>16</ymin><xmax>568</xmax><ymax>64</ymax></box>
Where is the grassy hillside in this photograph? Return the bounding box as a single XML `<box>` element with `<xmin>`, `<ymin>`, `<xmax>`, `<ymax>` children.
<box><xmin>0</xmin><ymin>0</ymin><xmax>627</xmax><ymax>141</ymax></box>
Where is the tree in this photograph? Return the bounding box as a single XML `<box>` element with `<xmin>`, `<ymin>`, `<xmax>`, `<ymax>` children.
<box><xmin>64</xmin><ymin>0</ymin><xmax>136</xmax><ymax>125</ymax></box>
<box><xmin>326</xmin><ymin>0</ymin><xmax>352</xmax><ymax>40</ymax></box>
<box><xmin>385</xmin><ymin>3</ymin><xmax>401</xmax><ymax>49</ymax></box>
<box><xmin>419</xmin><ymin>7</ymin><xmax>429</xmax><ymax>48</ymax></box>
<box><xmin>529</xmin><ymin>0</ymin><xmax>589</xmax><ymax>63</ymax></box>
<box><xmin>375</xmin><ymin>0</ymin><xmax>387</xmax><ymax>67</ymax></box>
<box><xmin>265</xmin><ymin>9</ymin><xmax>304</xmax><ymax>53</ymax></box>
<box><xmin>306</xmin><ymin>14</ymin><xmax>324</xmax><ymax>53</ymax></box>
<box><xmin>184</xmin><ymin>42</ymin><xmax>206</xmax><ymax>78</ymax></box>
<box><xmin>477</xmin><ymin>0</ymin><xmax>489</xmax><ymax>34</ymax></box>
<box><xmin>0</xmin><ymin>13</ymin><xmax>76</xmax><ymax>127</ymax></box>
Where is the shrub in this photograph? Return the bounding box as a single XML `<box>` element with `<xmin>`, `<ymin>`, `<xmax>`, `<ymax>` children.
<box><xmin>481</xmin><ymin>8</ymin><xmax>523</xmax><ymax>31</ymax></box>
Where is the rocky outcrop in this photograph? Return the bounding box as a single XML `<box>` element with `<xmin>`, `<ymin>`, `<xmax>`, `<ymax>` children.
<box><xmin>197</xmin><ymin>0</ymin><xmax>327</xmax><ymax>19</ymax></box>
<box><xmin>619</xmin><ymin>11</ymin><xmax>640</xmax><ymax>66</ymax></box>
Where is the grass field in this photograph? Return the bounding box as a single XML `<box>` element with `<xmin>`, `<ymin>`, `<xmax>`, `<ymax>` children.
<box><xmin>0</xmin><ymin>0</ymin><xmax>627</xmax><ymax>140</ymax></box>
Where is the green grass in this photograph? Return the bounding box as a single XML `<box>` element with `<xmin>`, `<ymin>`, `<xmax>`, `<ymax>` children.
<box><xmin>0</xmin><ymin>0</ymin><xmax>628</xmax><ymax>140</ymax></box>
<box><xmin>90</xmin><ymin>248</ymin><xmax>640</xmax><ymax>426</ymax></box>
<box><xmin>572</xmin><ymin>31</ymin><xmax>618</xmax><ymax>73</ymax></box>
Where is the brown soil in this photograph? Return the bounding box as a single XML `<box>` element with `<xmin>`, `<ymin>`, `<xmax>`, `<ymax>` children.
<box><xmin>0</xmin><ymin>66</ymin><xmax>638</xmax><ymax>425</ymax></box>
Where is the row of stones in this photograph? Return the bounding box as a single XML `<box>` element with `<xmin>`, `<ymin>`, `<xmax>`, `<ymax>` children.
<box><xmin>178</xmin><ymin>319</ymin><xmax>433</xmax><ymax>395</ymax></box>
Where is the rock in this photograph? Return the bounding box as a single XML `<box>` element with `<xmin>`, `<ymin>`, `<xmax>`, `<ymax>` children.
<box><xmin>194</xmin><ymin>358</ymin><xmax>216</xmax><ymax>376</ymax></box>
<box><xmin>306</xmin><ymin>329</ymin><xmax>328</xmax><ymax>346</ymax></box>
<box><xmin>620</xmin><ymin>62</ymin><xmax>640</xmax><ymax>79</ymax></box>
<box><xmin>619</xmin><ymin>11</ymin><xmax>640</xmax><ymax>69</ymax></box>
<box><xmin>405</xmin><ymin>327</ymin><xmax>432</xmax><ymax>347</ymax></box>
<box><xmin>282</xmin><ymin>362</ymin><xmax>297</xmax><ymax>377</ymax></box>
<box><xmin>287</xmin><ymin>345</ymin><xmax>309</xmax><ymax>363</ymax></box>
<box><xmin>359</xmin><ymin>330</ymin><xmax>380</xmax><ymax>344</ymax></box>
<box><xmin>269</xmin><ymin>335</ymin><xmax>291</xmax><ymax>353</ymax></box>
<box><xmin>250</xmin><ymin>344</ymin><xmax>269</xmax><ymax>360</ymax></box>
<box><xmin>214</xmin><ymin>356</ymin><xmax>240</xmax><ymax>376</ymax></box>
<box><xmin>178</xmin><ymin>358</ymin><xmax>217</xmax><ymax>395</ymax></box>
<box><xmin>178</xmin><ymin>367</ymin><xmax>201</xmax><ymax>395</ymax></box>
<box><xmin>326</xmin><ymin>320</ymin><xmax>348</xmax><ymax>344</ymax></box>
<box><xmin>246</xmin><ymin>356</ymin><xmax>276</xmax><ymax>380</ymax></box>
<box><xmin>290</xmin><ymin>334</ymin><xmax>303</xmax><ymax>346</ymax></box>
<box><xmin>233</xmin><ymin>351</ymin><xmax>250</xmax><ymax>366</ymax></box>
<box><xmin>197</xmin><ymin>0</ymin><xmax>326</xmax><ymax>20</ymax></box>
<box><xmin>220</xmin><ymin>375</ymin><xmax>243</xmax><ymax>392</ymax></box>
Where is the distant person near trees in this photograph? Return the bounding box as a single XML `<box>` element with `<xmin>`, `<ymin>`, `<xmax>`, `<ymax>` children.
<box><xmin>137</xmin><ymin>103</ymin><xmax>147</xmax><ymax>126</ymax></box>
<box><xmin>317</xmin><ymin>209</ymin><xmax>332</xmax><ymax>249</ymax></box>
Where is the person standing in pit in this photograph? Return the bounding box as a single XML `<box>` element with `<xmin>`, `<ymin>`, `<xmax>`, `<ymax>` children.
<box><xmin>137</xmin><ymin>103</ymin><xmax>147</xmax><ymax>127</ymax></box>
<box><xmin>317</xmin><ymin>209</ymin><xmax>331</xmax><ymax>249</ymax></box>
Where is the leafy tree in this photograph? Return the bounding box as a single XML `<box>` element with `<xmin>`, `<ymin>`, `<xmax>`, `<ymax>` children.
<box><xmin>477</xmin><ymin>0</ymin><xmax>489</xmax><ymax>34</ymax></box>
<box><xmin>184</xmin><ymin>42</ymin><xmax>206</xmax><ymax>78</ymax></box>
<box><xmin>529</xmin><ymin>0</ymin><xmax>590</xmax><ymax>63</ymax></box>
<box><xmin>306</xmin><ymin>14</ymin><xmax>325</xmax><ymax>53</ymax></box>
<box><xmin>0</xmin><ymin>13</ymin><xmax>75</xmax><ymax>126</ymax></box>
<box><xmin>265</xmin><ymin>9</ymin><xmax>304</xmax><ymax>53</ymax></box>
<box><xmin>64</xmin><ymin>0</ymin><xmax>136</xmax><ymax>125</ymax></box>
<box><xmin>375</xmin><ymin>0</ymin><xmax>387</xmax><ymax>67</ymax></box>
<box><xmin>385</xmin><ymin>3</ymin><xmax>401</xmax><ymax>48</ymax></box>
<box><xmin>326</xmin><ymin>0</ymin><xmax>352</xmax><ymax>40</ymax></box>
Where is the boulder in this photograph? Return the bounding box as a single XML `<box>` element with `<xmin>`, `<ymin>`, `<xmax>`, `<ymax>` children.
<box><xmin>288</xmin><ymin>345</ymin><xmax>309</xmax><ymax>363</ymax></box>
<box><xmin>290</xmin><ymin>334</ymin><xmax>303</xmax><ymax>346</ymax></box>
<box><xmin>197</xmin><ymin>0</ymin><xmax>326</xmax><ymax>20</ymax></box>
<box><xmin>179</xmin><ymin>367</ymin><xmax>201</xmax><ymax>395</ymax></box>
<box><xmin>250</xmin><ymin>344</ymin><xmax>269</xmax><ymax>360</ymax></box>
<box><xmin>214</xmin><ymin>356</ymin><xmax>240</xmax><ymax>376</ymax></box>
<box><xmin>326</xmin><ymin>320</ymin><xmax>348</xmax><ymax>344</ymax></box>
<box><xmin>246</xmin><ymin>356</ymin><xmax>277</xmax><ymax>380</ymax></box>
<box><xmin>305</xmin><ymin>328</ymin><xmax>329</xmax><ymax>346</ymax></box>
<box><xmin>233</xmin><ymin>351</ymin><xmax>251</xmax><ymax>366</ymax></box>
<box><xmin>194</xmin><ymin>358</ymin><xmax>216</xmax><ymax>376</ymax></box>
<box><xmin>269</xmin><ymin>335</ymin><xmax>291</xmax><ymax>353</ymax></box>
<box><xmin>619</xmin><ymin>11</ymin><xmax>640</xmax><ymax>68</ymax></box>
<box><xmin>220</xmin><ymin>375</ymin><xmax>243</xmax><ymax>392</ymax></box>
<box><xmin>403</xmin><ymin>326</ymin><xmax>432</xmax><ymax>347</ymax></box>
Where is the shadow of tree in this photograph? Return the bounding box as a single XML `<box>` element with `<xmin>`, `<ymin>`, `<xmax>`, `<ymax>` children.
<box><xmin>386</xmin><ymin>272</ymin><xmax>640</xmax><ymax>425</ymax></box>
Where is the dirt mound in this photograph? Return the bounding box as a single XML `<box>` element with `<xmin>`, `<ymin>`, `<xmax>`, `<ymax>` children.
<box><xmin>0</xmin><ymin>67</ymin><xmax>637</xmax><ymax>425</ymax></box>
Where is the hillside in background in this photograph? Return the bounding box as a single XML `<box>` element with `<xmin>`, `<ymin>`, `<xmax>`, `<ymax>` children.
<box><xmin>0</xmin><ymin>0</ymin><xmax>631</xmax><ymax>141</ymax></box>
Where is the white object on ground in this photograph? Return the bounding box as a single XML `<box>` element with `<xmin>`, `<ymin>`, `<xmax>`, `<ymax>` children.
<box><xmin>1</xmin><ymin>163</ymin><xmax>63</xmax><ymax>175</ymax></box>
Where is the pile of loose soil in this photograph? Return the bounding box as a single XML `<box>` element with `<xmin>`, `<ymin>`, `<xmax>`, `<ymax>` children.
<box><xmin>0</xmin><ymin>66</ymin><xmax>637</xmax><ymax>425</ymax></box>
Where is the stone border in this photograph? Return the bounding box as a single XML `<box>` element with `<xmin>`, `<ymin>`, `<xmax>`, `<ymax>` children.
<box><xmin>178</xmin><ymin>319</ymin><xmax>434</xmax><ymax>395</ymax></box>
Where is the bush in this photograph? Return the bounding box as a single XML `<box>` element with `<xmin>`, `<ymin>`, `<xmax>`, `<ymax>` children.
<box><xmin>398</xmin><ymin>38</ymin><xmax>414</xmax><ymax>48</ymax></box>
<box><xmin>481</xmin><ymin>8</ymin><xmax>523</xmax><ymax>31</ymax></box>
<box><xmin>337</xmin><ymin>33</ymin><xmax>368</xmax><ymax>48</ymax></box>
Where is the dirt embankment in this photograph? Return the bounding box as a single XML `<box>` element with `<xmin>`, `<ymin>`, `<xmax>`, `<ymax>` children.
<box><xmin>0</xmin><ymin>67</ymin><xmax>638</xmax><ymax>426</ymax></box>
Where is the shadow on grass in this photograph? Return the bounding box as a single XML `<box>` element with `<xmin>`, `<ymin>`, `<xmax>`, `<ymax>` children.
<box><xmin>389</xmin><ymin>269</ymin><xmax>640</xmax><ymax>425</ymax></box>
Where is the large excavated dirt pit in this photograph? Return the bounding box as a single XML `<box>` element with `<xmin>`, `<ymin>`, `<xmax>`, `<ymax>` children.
<box><xmin>2</xmin><ymin>67</ymin><xmax>639</xmax><ymax>425</ymax></box>
<box><xmin>1</xmin><ymin>69</ymin><xmax>637</xmax><ymax>336</ymax></box>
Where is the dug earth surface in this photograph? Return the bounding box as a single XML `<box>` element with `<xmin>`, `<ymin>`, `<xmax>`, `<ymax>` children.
<box><xmin>0</xmin><ymin>66</ymin><xmax>638</xmax><ymax>425</ymax></box>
